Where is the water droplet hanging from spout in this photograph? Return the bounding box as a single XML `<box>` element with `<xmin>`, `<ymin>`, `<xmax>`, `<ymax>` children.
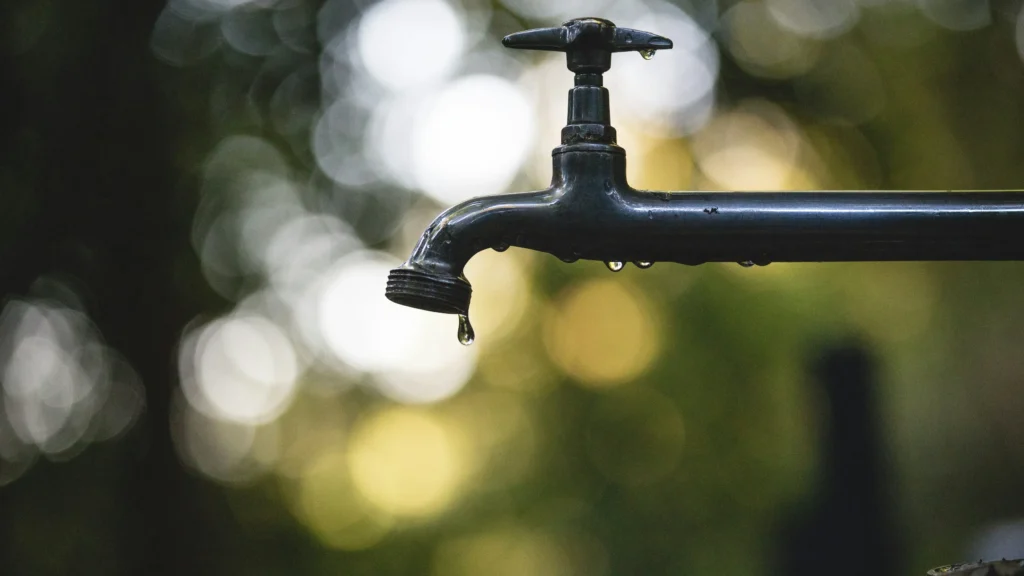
<box><xmin>493</xmin><ymin>242</ymin><xmax>509</xmax><ymax>252</ymax></box>
<box><xmin>634</xmin><ymin>261</ymin><xmax>653</xmax><ymax>269</ymax></box>
<box><xmin>640</xmin><ymin>49</ymin><xmax>656</xmax><ymax>60</ymax></box>
<box><xmin>738</xmin><ymin>261</ymin><xmax>755</xmax><ymax>268</ymax></box>
<box><xmin>605</xmin><ymin>261</ymin><xmax>624</xmax><ymax>272</ymax></box>
<box><xmin>457</xmin><ymin>314</ymin><xmax>475</xmax><ymax>346</ymax></box>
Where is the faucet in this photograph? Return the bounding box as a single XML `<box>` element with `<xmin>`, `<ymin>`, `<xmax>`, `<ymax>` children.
<box><xmin>385</xmin><ymin>17</ymin><xmax>1024</xmax><ymax>343</ymax></box>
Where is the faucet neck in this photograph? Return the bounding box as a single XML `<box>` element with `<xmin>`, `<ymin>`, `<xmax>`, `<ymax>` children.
<box><xmin>562</xmin><ymin>72</ymin><xmax>616</xmax><ymax>145</ymax></box>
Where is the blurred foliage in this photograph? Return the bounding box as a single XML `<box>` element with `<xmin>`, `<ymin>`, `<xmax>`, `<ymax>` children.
<box><xmin>3</xmin><ymin>0</ymin><xmax>1024</xmax><ymax>575</ymax></box>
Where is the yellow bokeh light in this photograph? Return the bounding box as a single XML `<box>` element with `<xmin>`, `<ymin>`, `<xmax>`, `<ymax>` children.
<box><xmin>543</xmin><ymin>278</ymin><xmax>661</xmax><ymax>387</ymax></box>
<box><xmin>628</xmin><ymin>133</ymin><xmax>694</xmax><ymax>192</ymax></box>
<box><xmin>347</xmin><ymin>408</ymin><xmax>465</xmax><ymax>518</ymax></box>
<box><xmin>433</xmin><ymin>526</ymin><xmax>573</xmax><ymax>576</ymax></box>
<box><xmin>691</xmin><ymin>100</ymin><xmax>809</xmax><ymax>191</ymax></box>
<box><xmin>464</xmin><ymin>248</ymin><xmax>532</xmax><ymax>343</ymax></box>
<box><xmin>443</xmin><ymin>391</ymin><xmax>537</xmax><ymax>487</ymax></box>
<box><xmin>295</xmin><ymin>450</ymin><xmax>393</xmax><ymax>550</ymax></box>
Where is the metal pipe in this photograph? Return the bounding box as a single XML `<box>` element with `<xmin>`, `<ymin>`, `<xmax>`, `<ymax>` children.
<box><xmin>594</xmin><ymin>190</ymin><xmax>1024</xmax><ymax>264</ymax></box>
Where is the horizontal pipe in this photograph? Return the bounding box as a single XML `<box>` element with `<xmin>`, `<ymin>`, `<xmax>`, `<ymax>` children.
<box><xmin>387</xmin><ymin>188</ymin><xmax>1024</xmax><ymax>316</ymax></box>
<box><xmin>583</xmin><ymin>190</ymin><xmax>1024</xmax><ymax>264</ymax></box>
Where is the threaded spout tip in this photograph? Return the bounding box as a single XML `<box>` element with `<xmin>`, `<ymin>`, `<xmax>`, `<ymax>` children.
<box><xmin>385</xmin><ymin>267</ymin><xmax>472</xmax><ymax>315</ymax></box>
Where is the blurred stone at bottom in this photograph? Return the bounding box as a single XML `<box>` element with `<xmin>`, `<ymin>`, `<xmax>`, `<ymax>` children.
<box><xmin>927</xmin><ymin>559</ymin><xmax>1024</xmax><ymax>576</ymax></box>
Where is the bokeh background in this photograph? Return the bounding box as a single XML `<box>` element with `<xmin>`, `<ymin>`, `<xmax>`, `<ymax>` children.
<box><xmin>3</xmin><ymin>0</ymin><xmax>1024</xmax><ymax>574</ymax></box>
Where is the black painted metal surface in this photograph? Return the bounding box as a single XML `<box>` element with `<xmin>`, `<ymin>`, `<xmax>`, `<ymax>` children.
<box><xmin>386</xmin><ymin>18</ymin><xmax>1024</xmax><ymax>316</ymax></box>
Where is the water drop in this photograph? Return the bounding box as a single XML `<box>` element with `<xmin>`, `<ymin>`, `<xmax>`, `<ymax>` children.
<box><xmin>634</xmin><ymin>261</ymin><xmax>653</xmax><ymax>269</ymax></box>
<box><xmin>605</xmin><ymin>261</ymin><xmax>624</xmax><ymax>272</ymax></box>
<box><xmin>457</xmin><ymin>314</ymin><xmax>475</xmax><ymax>346</ymax></box>
<box><xmin>640</xmin><ymin>49</ymin><xmax>656</xmax><ymax>60</ymax></box>
<box><xmin>493</xmin><ymin>242</ymin><xmax>509</xmax><ymax>252</ymax></box>
<box><xmin>738</xmin><ymin>261</ymin><xmax>755</xmax><ymax>268</ymax></box>
<box><xmin>560</xmin><ymin>255</ymin><xmax>579</xmax><ymax>263</ymax></box>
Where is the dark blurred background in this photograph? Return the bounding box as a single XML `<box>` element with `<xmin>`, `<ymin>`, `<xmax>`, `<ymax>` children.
<box><xmin>3</xmin><ymin>0</ymin><xmax>1024</xmax><ymax>574</ymax></box>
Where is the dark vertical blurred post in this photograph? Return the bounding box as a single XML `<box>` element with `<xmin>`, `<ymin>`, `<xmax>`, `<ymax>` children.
<box><xmin>777</xmin><ymin>341</ymin><xmax>901</xmax><ymax>576</ymax></box>
<box><xmin>0</xmin><ymin>0</ymin><xmax>202</xmax><ymax>574</ymax></box>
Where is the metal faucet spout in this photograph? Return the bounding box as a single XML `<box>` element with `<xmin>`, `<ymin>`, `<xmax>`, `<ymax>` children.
<box><xmin>386</xmin><ymin>189</ymin><xmax>557</xmax><ymax>315</ymax></box>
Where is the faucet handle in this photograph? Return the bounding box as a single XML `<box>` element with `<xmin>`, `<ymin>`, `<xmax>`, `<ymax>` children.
<box><xmin>502</xmin><ymin>18</ymin><xmax>672</xmax><ymax>74</ymax></box>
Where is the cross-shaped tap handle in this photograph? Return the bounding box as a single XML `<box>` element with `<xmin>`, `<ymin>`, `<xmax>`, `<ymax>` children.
<box><xmin>502</xmin><ymin>18</ymin><xmax>673</xmax><ymax>74</ymax></box>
